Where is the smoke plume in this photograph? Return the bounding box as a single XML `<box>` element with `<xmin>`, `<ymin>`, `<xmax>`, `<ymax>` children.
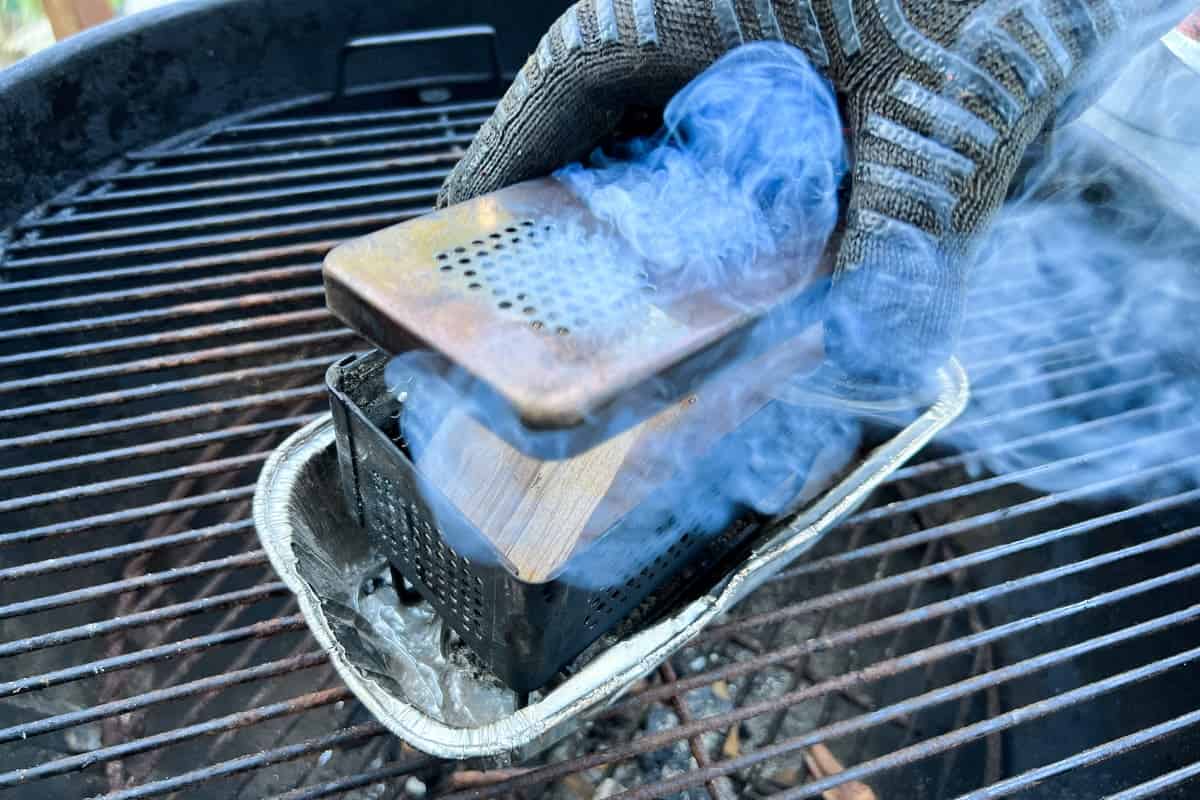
<box><xmin>386</xmin><ymin>42</ymin><xmax>860</xmax><ymax>587</ymax></box>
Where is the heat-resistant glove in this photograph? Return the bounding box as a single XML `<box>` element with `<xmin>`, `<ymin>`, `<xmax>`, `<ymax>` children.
<box><xmin>438</xmin><ymin>0</ymin><xmax>1182</xmax><ymax>388</ymax></box>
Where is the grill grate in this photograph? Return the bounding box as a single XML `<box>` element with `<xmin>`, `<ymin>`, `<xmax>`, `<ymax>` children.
<box><xmin>2</xmin><ymin>87</ymin><xmax>1199</xmax><ymax>800</ymax></box>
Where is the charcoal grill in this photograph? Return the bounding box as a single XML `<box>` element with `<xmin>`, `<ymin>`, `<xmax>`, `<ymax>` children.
<box><xmin>3</xmin><ymin>2</ymin><xmax>1200</xmax><ymax>798</ymax></box>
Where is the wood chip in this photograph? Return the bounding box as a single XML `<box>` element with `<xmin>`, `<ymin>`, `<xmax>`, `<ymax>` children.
<box><xmin>561</xmin><ymin>773</ymin><xmax>596</xmax><ymax>799</ymax></box>
<box><xmin>802</xmin><ymin>743</ymin><xmax>878</xmax><ymax>800</ymax></box>
<box><xmin>446</xmin><ymin>768</ymin><xmax>535</xmax><ymax>790</ymax></box>
<box><xmin>711</xmin><ymin>680</ymin><xmax>731</xmax><ymax>701</ymax></box>
<box><xmin>722</xmin><ymin>725</ymin><xmax>741</xmax><ymax>759</ymax></box>
<box><xmin>770</xmin><ymin>765</ymin><xmax>802</xmax><ymax>786</ymax></box>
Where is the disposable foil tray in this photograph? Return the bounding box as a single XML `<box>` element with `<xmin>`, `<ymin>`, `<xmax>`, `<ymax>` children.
<box><xmin>254</xmin><ymin>358</ymin><xmax>968</xmax><ymax>761</ymax></box>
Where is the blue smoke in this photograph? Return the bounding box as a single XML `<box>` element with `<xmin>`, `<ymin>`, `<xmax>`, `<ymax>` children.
<box><xmin>386</xmin><ymin>42</ymin><xmax>858</xmax><ymax>587</ymax></box>
<box><xmin>556</xmin><ymin>41</ymin><xmax>845</xmax><ymax>294</ymax></box>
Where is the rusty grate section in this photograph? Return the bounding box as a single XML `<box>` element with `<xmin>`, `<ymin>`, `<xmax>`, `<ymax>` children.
<box><xmin>2</xmin><ymin>88</ymin><xmax>1200</xmax><ymax>800</ymax></box>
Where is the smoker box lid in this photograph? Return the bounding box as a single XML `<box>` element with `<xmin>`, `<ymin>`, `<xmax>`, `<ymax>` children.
<box><xmin>323</xmin><ymin>177</ymin><xmax>825</xmax><ymax>430</ymax></box>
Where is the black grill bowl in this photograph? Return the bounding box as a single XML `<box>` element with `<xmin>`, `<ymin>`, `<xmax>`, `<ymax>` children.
<box><xmin>4</xmin><ymin>2</ymin><xmax>1200</xmax><ymax>798</ymax></box>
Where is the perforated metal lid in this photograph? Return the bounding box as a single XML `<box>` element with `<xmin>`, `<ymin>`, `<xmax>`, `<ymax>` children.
<box><xmin>323</xmin><ymin>178</ymin><xmax>823</xmax><ymax>429</ymax></box>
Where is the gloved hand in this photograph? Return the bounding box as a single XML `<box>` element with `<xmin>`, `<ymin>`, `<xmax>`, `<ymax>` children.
<box><xmin>439</xmin><ymin>0</ymin><xmax>1180</xmax><ymax>389</ymax></box>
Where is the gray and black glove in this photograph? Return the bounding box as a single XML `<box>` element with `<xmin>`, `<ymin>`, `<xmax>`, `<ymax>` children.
<box><xmin>439</xmin><ymin>0</ymin><xmax>1183</xmax><ymax>388</ymax></box>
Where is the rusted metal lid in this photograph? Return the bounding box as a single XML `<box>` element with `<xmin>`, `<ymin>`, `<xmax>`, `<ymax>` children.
<box><xmin>324</xmin><ymin>178</ymin><xmax>827</xmax><ymax>429</ymax></box>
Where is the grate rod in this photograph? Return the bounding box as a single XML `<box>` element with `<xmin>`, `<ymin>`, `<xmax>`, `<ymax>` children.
<box><xmin>0</xmin><ymin>308</ymin><xmax>332</xmax><ymax>369</ymax></box>
<box><xmin>0</xmin><ymin>519</ymin><xmax>254</xmax><ymax>583</ymax></box>
<box><xmin>955</xmin><ymin>373</ymin><xmax>1171</xmax><ymax>433</ymax></box>
<box><xmin>0</xmin><ymin>486</ymin><xmax>254</xmax><ymax>546</ymax></box>
<box><xmin>0</xmin><ymin>285</ymin><xmax>325</xmax><ymax>342</ymax></box>
<box><xmin>76</xmin><ymin>151</ymin><xmax>459</xmax><ymax>204</ymax></box>
<box><xmin>886</xmin><ymin>397</ymin><xmax>1186</xmax><ymax>484</ymax></box>
<box><xmin>87</xmin><ymin>722</ymin><xmax>391</xmax><ymax>800</ymax></box>
<box><xmin>0</xmin><ymin>331</ymin><xmax>349</xmax><ymax>395</ymax></box>
<box><xmin>964</xmin><ymin>285</ymin><xmax>1112</xmax><ymax>327</ymax></box>
<box><xmin>626</xmin><ymin>526</ymin><xmax>1200</xmax><ymax>711</ymax></box>
<box><xmin>615</xmin><ymin>607</ymin><xmax>1200</xmax><ymax>800</ymax></box>
<box><xmin>966</xmin><ymin>274</ymin><xmax>1067</xmax><ymax>300</ymax></box>
<box><xmin>0</xmin><ymin>612</ymin><xmax>304</xmax><ymax>698</ymax></box>
<box><xmin>1106</xmin><ymin>760</ymin><xmax>1200</xmax><ymax>799</ymax></box>
<box><xmin>0</xmin><ymin>263</ymin><xmax>320</xmax><ymax>319</ymax></box>
<box><xmin>1</xmin><ymin>454</ymin><xmax>265</xmax><ymax>514</ymax></box>
<box><xmin>963</xmin><ymin>332</ymin><xmax>1110</xmax><ymax>376</ymax></box>
<box><xmin>442</xmin><ymin>597</ymin><xmax>1200</xmax><ymax>800</ymax></box>
<box><xmin>967</xmin><ymin>348</ymin><xmax>1154</xmax><ymax>401</ymax></box>
<box><xmin>101</xmin><ymin>133</ymin><xmax>470</xmax><ymax>181</ymax></box>
<box><xmin>0</xmin><ymin>687</ymin><xmax>352</xmax><ymax>788</ymax></box>
<box><xmin>33</xmin><ymin>167</ymin><xmax>456</xmax><ymax>229</ymax></box>
<box><xmin>7</xmin><ymin>187</ymin><xmax>439</xmax><ymax>251</ymax></box>
<box><xmin>0</xmin><ymin>550</ymin><xmax>268</xmax><ymax>621</ymax></box>
<box><xmin>840</xmin><ymin>421</ymin><xmax>1200</xmax><ymax>531</ymax></box>
<box><xmin>0</xmin><ymin>242</ymin><xmax>330</xmax><ymax>294</ymax></box>
<box><xmin>0</xmin><ymin>416</ymin><xmax>315</xmax><ymax>480</ymax></box>
<box><xmin>220</xmin><ymin>98</ymin><xmax>496</xmax><ymax>133</ymax></box>
<box><xmin>758</xmin><ymin>635</ymin><xmax>1200</xmax><ymax>800</ymax></box>
<box><xmin>0</xmin><ymin>651</ymin><xmax>326</xmax><ymax>746</ymax></box>
<box><xmin>268</xmin><ymin>759</ymin><xmax>426</xmax><ymax>800</ymax></box>
<box><xmin>0</xmin><ymin>388</ymin><xmax>322</xmax><ymax>450</ymax></box>
<box><xmin>0</xmin><ymin>580</ymin><xmax>283</xmax><ymax>658</ymax></box>
<box><xmin>0</xmin><ymin>354</ymin><xmax>340</xmax><ymax>423</ymax></box>
<box><xmin>950</xmin><ymin>709</ymin><xmax>1200</xmax><ymax>799</ymax></box>
<box><xmin>1</xmin><ymin>210</ymin><xmax>416</xmax><ymax>271</ymax></box>
<box><xmin>124</xmin><ymin>115</ymin><xmax>487</xmax><ymax>161</ymax></box>
<box><xmin>958</xmin><ymin>307</ymin><xmax>1108</xmax><ymax>351</ymax></box>
<box><xmin>771</xmin><ymin>460</ymin><xmax>1200</xmax><ymax>589</ymax></box>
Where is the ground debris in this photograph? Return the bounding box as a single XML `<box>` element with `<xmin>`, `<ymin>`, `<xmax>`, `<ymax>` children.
<box><xmin>444</xmin><ymin>767</ymin><xmax>534</xmax><ymax>790</ymax></box>
<box><xmin>803</xmin><ymin>743</ymin><xmax>877</xmax><ymax>800</ymax></box>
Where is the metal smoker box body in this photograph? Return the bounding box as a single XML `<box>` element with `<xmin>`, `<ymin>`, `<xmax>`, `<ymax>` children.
<box><xmin>327</xmin><ymin>350</ymin><xmax>848</xmax><ymax>691</ymax></box>
<box><xmin>321</xmin><ymin>177</ymin><xmax>839</xmax><ymax>691</ymax></box>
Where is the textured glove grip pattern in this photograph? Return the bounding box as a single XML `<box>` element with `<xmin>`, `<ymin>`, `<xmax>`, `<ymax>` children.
<box><xmin>439</xmin><ymin>0</ymin><xmax>1180</xmax><ymax>384</ymax></box>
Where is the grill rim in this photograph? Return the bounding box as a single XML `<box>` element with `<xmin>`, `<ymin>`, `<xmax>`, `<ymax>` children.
<box><xmin>2</xmin><ymin>12</ymin><xmax>1200</xmax><ymax>799</ymax></box>
<box><xmin>0</xmin><ymin>0</ymin><xmax>572</xmax><ymax>230</ymax></box>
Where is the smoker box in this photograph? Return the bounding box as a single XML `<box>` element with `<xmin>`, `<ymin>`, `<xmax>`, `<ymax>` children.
<box><xmin>320</xmin><ymin>173</ymin><xmax>839</xmax><ymax>690</ymax></box>
<box><xmin>327</xmin><ymin>349</ymin><xmax>848</xmax><ymax>691</ymax></box>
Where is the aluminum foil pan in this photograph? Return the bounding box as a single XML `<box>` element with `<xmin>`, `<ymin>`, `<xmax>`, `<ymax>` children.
<box><xmin>252</xmin><ymin>358</ymin><xmax>969</xmax><ymax>763</ymax></box>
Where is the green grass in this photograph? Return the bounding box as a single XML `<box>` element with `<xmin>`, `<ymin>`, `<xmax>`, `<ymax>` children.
<box><xmin>2</xmin><ymin>1</ymin><xmax>121</xmax><ymax>20</ymax></box>
<box><xmin>2</xmin><ymin>0</ymin><xmax>41</xmax><ymax>18</ymax></box>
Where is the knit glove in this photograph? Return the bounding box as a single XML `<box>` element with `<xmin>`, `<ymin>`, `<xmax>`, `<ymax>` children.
<box><xmin>439</xmin><ymin>0</ymin><xmax>1180</xmax><ymax>388</ymax></box>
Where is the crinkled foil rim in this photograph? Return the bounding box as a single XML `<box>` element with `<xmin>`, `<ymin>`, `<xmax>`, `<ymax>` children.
<box><xmin>253</xmin><ymin>358</ymin><xmax>969</xmax><ymax>762</ymax></box>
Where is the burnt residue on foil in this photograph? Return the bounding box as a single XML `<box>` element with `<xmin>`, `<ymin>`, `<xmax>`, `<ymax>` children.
<box><xmin>252</xmin><ymin>358</ymin><xmax>967</xmax><ymax>761</ymax></box>
<box><xmin>275</xmin><ymin>437</ymin><xmax>518</xmax><ymax>728</ymax></box>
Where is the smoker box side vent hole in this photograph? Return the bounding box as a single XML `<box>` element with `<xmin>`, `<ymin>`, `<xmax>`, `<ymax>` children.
<box><xmin>434</xmin><ymin>218</ymin><xmax>654</xmax><ymax>336</ymax></box>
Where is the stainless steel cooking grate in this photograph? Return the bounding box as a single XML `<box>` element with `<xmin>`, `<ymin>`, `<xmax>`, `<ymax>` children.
<box><xmin>2</xmin><ymin>84</ymin><xmax>1199</xmax><ymax>800</ymax></box>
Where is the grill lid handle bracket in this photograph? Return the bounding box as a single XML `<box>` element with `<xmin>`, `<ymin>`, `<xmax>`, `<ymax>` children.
<box><xmin>335</xmin><ymin>25</ymin><xmax>504</xmax><ymax>98</ymax></box>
